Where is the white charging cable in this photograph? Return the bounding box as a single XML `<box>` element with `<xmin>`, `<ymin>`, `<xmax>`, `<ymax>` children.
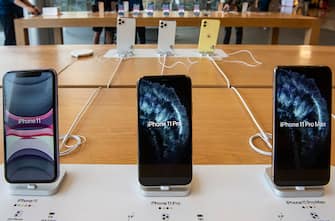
<box><xmin>59</xmin><ymin>134</ymin><xmax>87</xmax><ymax>157</ymax></box>
<box><xmin>160</xmin><ymin>54</ymin><xmax>167</xmax><ymax>75</ymax></box>
<box><xmin>231</xmin><ymin>87</ymin><xmax>273</xmax><ymax>156</ymax></box>
<box><xmin>106</xmin><ymin>57</ymin><xmax>124</xmax><ymax>88</ymax></box>
<box><xmin>207</xmin><ymin>55</ymin><xmax>231</xmax><ymax>88</ymax></box>
<box><xmin>208</xmin><ymin>53</ymin><xmax>272</xmax><ymax>156</ymax></box>
<box><xmin>223</xmin><ymin>50</ymin><xmax>263</xmax><ymax>67</ymax></box>
<box><xmin>332</xmin><ymin>114</ymin><xmax>335</xmax><ymax>119</ymax></box>
<box><xmin>158</xmin><ymin>53</ymin><xmax>198</xmax><ymax>75</ymax></box>
<box><xmin>59</xmin><ymin>87</ymin><xmax>102</xmax><ymax>156</ymax></box>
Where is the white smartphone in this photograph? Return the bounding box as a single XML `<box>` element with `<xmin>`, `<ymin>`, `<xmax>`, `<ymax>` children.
<box><xmin>116</xmin><ymin>17</ymin><xmax>136</xmax><ymax>55</ymax></box>
<box><xmin>157</xmin><ymin>20</ymin><xmax>176</xmax><ymax>55</ymax></box>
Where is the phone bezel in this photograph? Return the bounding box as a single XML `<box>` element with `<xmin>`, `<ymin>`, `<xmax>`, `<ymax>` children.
<box><xmin>3</xmin><ymin>69</ymin><xmax>59</xmax><ymax>184</ymax></box>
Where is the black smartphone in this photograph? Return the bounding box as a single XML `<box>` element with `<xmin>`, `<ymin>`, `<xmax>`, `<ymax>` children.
<box><xmin>3</xmin><ymin>69</ymin><xmax>59</xmax><ymax>183</ymax></box>
<box><xmin>137</xmin><ymin>75</ymin><xmax>192</xmax><ymax>186</ymax></box>
<box><xmin>273</xmin><ymin>66</ymin><xmax>332</xmax><ymax>186</ymax></box>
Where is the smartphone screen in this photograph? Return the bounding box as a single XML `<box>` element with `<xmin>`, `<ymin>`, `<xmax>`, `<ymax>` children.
<box><xmin>273</xmin><ymin>66</ymin><xmax>332</xmax><ymax>186</ymax></box>
<box><xmin>137</xmin><ymin>75</ymin><xmax>192</xmax><ymax>186</ymax></box>
<box><xmin>3</xmin><ymin>70</ymin><xmax>59</xmax><ymax>183</ymax></box>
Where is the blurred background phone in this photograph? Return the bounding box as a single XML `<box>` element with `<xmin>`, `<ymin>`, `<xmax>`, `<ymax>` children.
<box><xmin>198</xmin><ymin>19</ymin><xmax>220</xmax><ymax>54</ymax></box>
<box><xmin>116</xmin><ymin>17</ymin><xmax>136</xmax><ymax>55</ymax></box>
<box><xmin>157</xmin><ymin>20</ymin><xmax>176</xmax><ymax>55</ymax></box>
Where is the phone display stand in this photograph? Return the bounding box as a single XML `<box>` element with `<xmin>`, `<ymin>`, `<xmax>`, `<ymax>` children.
<box><xmin>199</xmin><ymin>51</ymin><xmax>214</xmax><ymax>56</ymax></box>
<box><xmin>140</xmin><ymin>184</ymin><xmax>191</xmax><ymax>197</ymax></box>
<box><xmin>199</xmin><ymin>50</ymin><xmax>228</xmax><ymax>60</ymax></box>
<box><xmin>264</xmin><ymin>167</ymin><xmax>324</xmax><ymax>198</ymax></box>
<box><xmin>8</xmin><ymin>170</ymin><xmax>66</xmax><ymax>196</ymax></box>
<box><xmin>157</xmin><ymin>46</ymin><xmax>174</xmax><ymax>56</ymax></box>
<box><xmin>117</xmin><ymin>46</ymin><xmax>135</xmax><ymax>58</ymax></box>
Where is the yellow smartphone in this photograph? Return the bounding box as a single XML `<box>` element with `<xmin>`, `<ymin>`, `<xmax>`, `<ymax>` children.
<box><xmin>198</xmin><ymin>19</ymin><xmax>220</xmax><ymax>54</ymax></box>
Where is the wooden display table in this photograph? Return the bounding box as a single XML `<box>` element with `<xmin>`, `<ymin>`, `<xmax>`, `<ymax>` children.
<box><xmin>58</xmin><ymin>55</ymin><xmax>226</xmax><ymax>88</ymax></box>
<box><xmin>0</xmin><ymin>88</ymin><xmax>334</xmax><ymax>165</ymax></box>
<box><xmin>57</xmin><ymin>88</ymin><xmax>269</xmax><ymax>165</ymax></box>
<box><xmin>14</xmin><ymin>11</ymin><xmax>320</xmax><ymax>45</ymax></box>
<box><xmin>0</xmin><ymin>88</ymin><xmax>268</xmax><ymax>165</ymax></box>
<box><xmin>57</xmin><ymin>44</ymin><xmax>335</xmax><ymax>88</ymax></box>
<box><xmin>0</xmin><ymin>45</ymin><xmax>81</xmax><ymax>80</ymax></box>
<box><xmin>1</xmin><ymin>45</ymin><xmax>335</xmax><ymax>88</ymax></box>
<box><xmin>217</xmin><ymin>45</ymin><xmax>335</xmax><ymax>87</ymax></box>
<box><xmin>236</xmin><ymin>88</ymin><xmax>335</xmax><ymax>166</ymax></box>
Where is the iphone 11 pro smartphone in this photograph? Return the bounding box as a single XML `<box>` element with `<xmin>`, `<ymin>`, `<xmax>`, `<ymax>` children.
<box><xmin>3</xmin><ymin>69</ymin><xmax>59</xmax><ymax>183</ymax></box>
<box><xmin>137</xmin><ymin>75</ymin><xmax>192</xmax><ymax>186</ymax></box>
<box><xmin>157</xmin><ymin>20</ymin><xmax>176</xmax><ymax>54</ymax></box>
<box><xmin>117</xmin><ymin>17</ymin><xmax>136</xmax><ymax>55</ymax></box>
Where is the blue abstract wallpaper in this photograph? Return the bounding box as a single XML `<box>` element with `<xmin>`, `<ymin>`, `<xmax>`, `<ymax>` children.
<box><xmin>138</xmin><ymin>79</ymin><xmax>191</xmax><ymax>164</ymax></box>
<box><xmin>275</xmin><ymin>68</ymin><xmax>331</xmax><ymax>168</ymax></box>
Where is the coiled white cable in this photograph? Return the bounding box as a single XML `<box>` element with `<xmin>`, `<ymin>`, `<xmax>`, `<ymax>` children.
<box><xmin>59</xmin><ymin>87</ymin><xmax>102</xmax><ymax>156</ymax></box>
<box><xmin>207</xmin><ymin>53</ymin><xmax>272</xmax><ymax>156</ymax></box>
<box><xmin>59</xmin><ymin>134</ymin><xmax>87</xmax><ymax>157</ymax></box>
<box><xmin>249</xmin><ymin>133</ymin><xmax>273</xmax><ymax>156</ymax></box>
<box><xmin>231</xmin><ymin>87</ymin><xmax>273</xmax><ymax>155</ymax></box>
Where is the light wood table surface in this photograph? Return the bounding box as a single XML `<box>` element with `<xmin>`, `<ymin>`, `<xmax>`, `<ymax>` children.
<box><xmin>218</xmin><ymin>45</ymin><xmax>335</xmax><ymax>88</ymax></box>
<box><xmin>0</xmin><ymin>88</ymin><xmax>266</xmax><ymax>165</ymax></box>
<box><xmin>58</xmin><ymin>44</ymin><xmax>335</xmax><ymax>88</ymax></box>
<box><xmin>0</xmin><ymin>88</ymin><xmax>334</xmax><ymax>165</ymax></box>
<box><xmin>58</xmin><ymin>54</ymin><xmax>226</xmax><ymax>88</ymax></box>
<box><xmin>57</xmin><ymin>88</ymin><xmax>268</xmax><ymax>165</ymax></box>
<box><xmin>236</xmin><ymin>88</ymin><xmax>335</xmax><ymax>166</ymax></box>
<box><xmin>14</xmin><ymin>11</ymin><xmax>320</xmax><ymax>45</ymax></box>
<box><xmin>1</xmin><ymin>45</ymin><xmax>335</xmax><ymax>88</ymax></box>
<box><xmin>0</xmin><ymin>45</ymin><xmax>81</xmax><ymax>81</ymax></box>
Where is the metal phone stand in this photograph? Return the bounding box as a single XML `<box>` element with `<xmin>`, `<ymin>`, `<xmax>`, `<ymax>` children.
<box><xmin>140</xmin><ymin>184</ymin><xmax>191</xmax><ymax>197</ymax></box>
<box><xmin>8</xmin><ymin>170</ymin><xmax>66</xmax><ymax>196</ymax></box>
<box><xmin>264</xmin><ymin>167</ymin><xmax>324</xmax><ymax>197</ymax></box>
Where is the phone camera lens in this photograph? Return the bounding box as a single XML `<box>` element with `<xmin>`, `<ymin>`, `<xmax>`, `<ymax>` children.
<box><xmin>118</xmin><ymin>18</ymin><xmax>121</xmax><ymax>22</ymax></box>
<box><xmin>122</xmin><ymin>21</ymin><xmax>125</xmax><ymax>24</ymax></box>
<box><xmin>164</xmin><ymin>23</ymin><xmax>167</xmax><ymax>26</ymax></box>
<box><xmin>160</xmin><ymin>25</ymin><xmax>164</xmax><ymax>28</ymax></box>
<box><xmin>204</xmin><ymin>25</ymin><xmax>207</xmax><ymax>27</ymax></box>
